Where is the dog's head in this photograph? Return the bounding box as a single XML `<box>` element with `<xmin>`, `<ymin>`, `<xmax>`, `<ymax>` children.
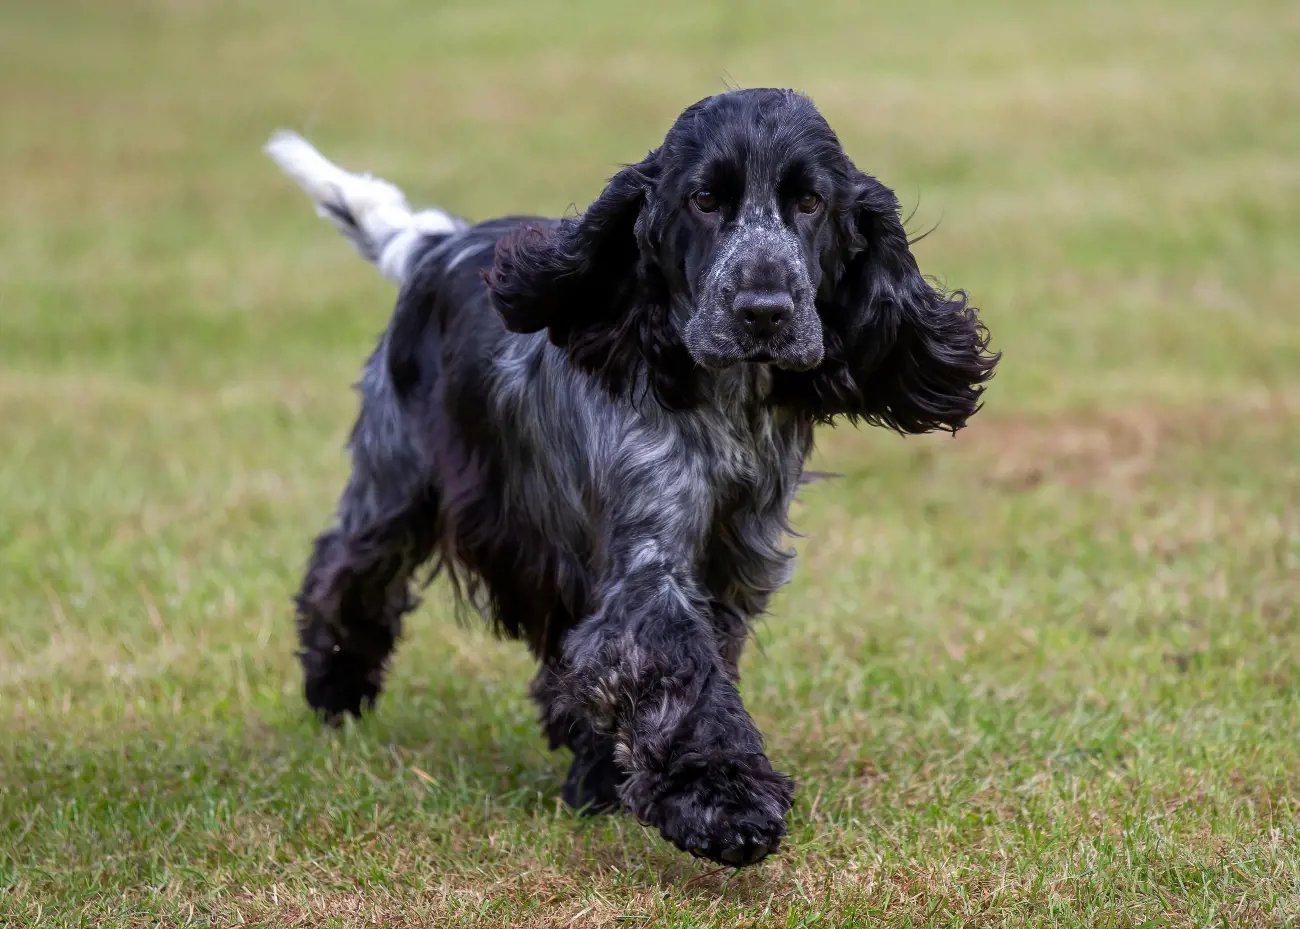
<box><xmin>487</xmin><ymin>88</ymin><xmax>997</xmax><ymax>429</ymax></box>
<box><xmin>650</xmin><ymin>90</ymin><xmax>840</xmax><ymax>373</ymax></box>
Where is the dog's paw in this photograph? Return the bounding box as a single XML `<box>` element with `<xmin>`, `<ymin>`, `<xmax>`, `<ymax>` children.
<box><xmin>627</xmin><ymin>755</ymin><xmax>794</xmax><ymax>866</ymax></box>
<box><xmin>303</xmin><ymin>651</ymin><xmax>379</xmax><ymax>723</ymax></box>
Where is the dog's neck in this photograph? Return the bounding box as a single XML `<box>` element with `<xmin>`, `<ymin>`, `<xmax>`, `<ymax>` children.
<box><xmin>694</xmin><ymin>361</ymin><xmax>777</xmax><ymax>423</ymax></box>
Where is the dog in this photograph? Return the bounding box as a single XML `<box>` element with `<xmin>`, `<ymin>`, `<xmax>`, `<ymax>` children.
<box><xmin>265</xmin><ymin>88</ymin><xmax>997</xmax><ymax>867</ymax></box>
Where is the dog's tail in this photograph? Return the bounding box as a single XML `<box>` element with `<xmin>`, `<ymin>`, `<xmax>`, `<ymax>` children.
<box><xmin>264</xmin><ymin>130</ymin><xmax>466</xmax><ymax>286</ymax></box>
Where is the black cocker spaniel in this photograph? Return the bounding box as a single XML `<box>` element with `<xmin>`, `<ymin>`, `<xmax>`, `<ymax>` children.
<box><xmin>266</xmin><ymin>87</ymin><xmax>997</xmax><ymax>867</ymax></box>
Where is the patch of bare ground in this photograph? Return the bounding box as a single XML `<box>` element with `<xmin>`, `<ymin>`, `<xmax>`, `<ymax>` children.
<box><xmin>817</xmin><ymin>388</ymin><xmax>1300</xmax><ymax>491</ymax></box>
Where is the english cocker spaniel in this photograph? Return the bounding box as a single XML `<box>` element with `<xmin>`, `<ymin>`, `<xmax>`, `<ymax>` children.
<box><xmin>265</xmin><ymin>88</ymin><xmax>998</xmax><ymax>866</ymax></box>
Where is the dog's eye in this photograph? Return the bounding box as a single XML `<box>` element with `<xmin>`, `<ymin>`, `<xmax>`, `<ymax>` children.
<box><xmin>796</xmin><ymin>193</ymin><xmax>822</xmax><ymax>214</ymax></box>
<box><xmin>692</xmin><ymin>189</ymin><xmax>720</xmax><ymax>213</ymax></box>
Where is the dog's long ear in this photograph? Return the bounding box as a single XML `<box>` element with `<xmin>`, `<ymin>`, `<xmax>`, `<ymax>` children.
<box><xmin>824</xmin><ymin>171</ymin><xmax>999</xmax><ymax>433</ymax></box>
<box><xmin>486</xmin><ymin>150</ymin><xmax>661</xmax><ymax>348</ymax></box>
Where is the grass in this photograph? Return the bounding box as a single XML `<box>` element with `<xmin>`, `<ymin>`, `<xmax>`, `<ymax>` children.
<box><xmin>3</xmin><ymin>0</ymin><xmax>1299</xmax><ymax>925</ymax></box>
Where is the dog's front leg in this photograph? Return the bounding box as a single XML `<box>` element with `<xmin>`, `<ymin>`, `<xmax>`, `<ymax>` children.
<box><xmin>559</xmin><ymin>547</ymin><xmax>793</xmax><ymax>866</ymax></box>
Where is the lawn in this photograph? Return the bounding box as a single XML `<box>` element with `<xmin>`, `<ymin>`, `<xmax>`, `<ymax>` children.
<box><xmin>3</xmin><ymin>0</ymin><xmax>1299</xmax><ymax>925</ymax></box>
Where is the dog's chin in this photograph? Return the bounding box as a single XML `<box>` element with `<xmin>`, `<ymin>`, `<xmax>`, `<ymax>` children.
<box><xmin>685</xmin><ymin>343</ymin><xmax>824</xmax><ymax>372</ymax></box>
<box><xmin>769</xmin><ymin>345</ymin><xmax>824</xmax><ymax>372</ymax></box>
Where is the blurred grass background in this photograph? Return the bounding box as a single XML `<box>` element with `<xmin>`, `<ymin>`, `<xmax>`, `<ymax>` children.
<box><xmin>2</xmin><ymin>0</ymin><xmax>1299</xmax><ymax>926</ymax></box>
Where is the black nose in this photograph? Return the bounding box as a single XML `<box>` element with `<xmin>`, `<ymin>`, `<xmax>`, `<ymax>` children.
<box><xmin>734</xmin><ymin>290</ymin><xmax>793</xmax><ymax>339</ymax></box>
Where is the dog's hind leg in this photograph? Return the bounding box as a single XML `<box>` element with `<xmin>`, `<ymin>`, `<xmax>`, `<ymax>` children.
<box><xmin>294</xmin><ymin>349</ymin><xmax>439</xmax><ymax>721</ymax></box>
<box><xmin>294</xmin><ymin>484</ymin><xmax>437</xmax><ymax>721</ymax></box>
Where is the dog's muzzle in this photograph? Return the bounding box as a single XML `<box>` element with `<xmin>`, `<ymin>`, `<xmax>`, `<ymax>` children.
<box><xmin>684</xmin><ymin>221</ymin><xmax>824</xmax><ymax>370</ymax></box>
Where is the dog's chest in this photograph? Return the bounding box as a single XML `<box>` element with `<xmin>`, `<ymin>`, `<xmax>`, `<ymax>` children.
<box><xmin>692</xmin><ymin>404</ymin><xmax>809</xmax><ymax>516</ymax></box>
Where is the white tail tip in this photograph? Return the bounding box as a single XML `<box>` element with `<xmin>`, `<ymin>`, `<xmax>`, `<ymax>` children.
<box><xmin>264</xmin><ymin>130</ymin><xmax>464</xmax><ymax>284</ymax></box>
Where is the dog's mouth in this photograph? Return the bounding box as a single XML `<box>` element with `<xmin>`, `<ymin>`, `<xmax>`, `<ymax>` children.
<box><xmin>753</xmin><ymin>337</ymin><xmax>825</xmax><ymax>372</ymax></box>
<box><xmin>696</xmin><ymin>348</ymin><xmax>822</xmax><ymax>372</ymax></box>
<box><xmin>685</xmin><ymin>339</ymin><xmax>824</xmax><ymax>372</ymax></box>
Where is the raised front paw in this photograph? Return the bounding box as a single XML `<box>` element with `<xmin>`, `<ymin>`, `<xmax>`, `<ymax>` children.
<box><xmin>624</xmin><ymin>754</ymin><xmax>795</xmax><ymax>866</ymax></box>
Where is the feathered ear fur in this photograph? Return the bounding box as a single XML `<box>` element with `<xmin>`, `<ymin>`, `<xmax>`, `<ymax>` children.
<box><xmin>486</xmin><ymin>150</ymin><xmax>696</xmax><ymax>405</ymax></box>
<box><xmin>780</xmin><ymin>172</ymin><xmax>999</xmax><ymax>431</ymax></box>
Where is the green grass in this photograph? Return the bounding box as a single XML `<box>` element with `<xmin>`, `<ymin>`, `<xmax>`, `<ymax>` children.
<box><xmin>3</xmin><ymin>0</ymin><xmax>1300</xmax><ymax>925</ymax></box>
